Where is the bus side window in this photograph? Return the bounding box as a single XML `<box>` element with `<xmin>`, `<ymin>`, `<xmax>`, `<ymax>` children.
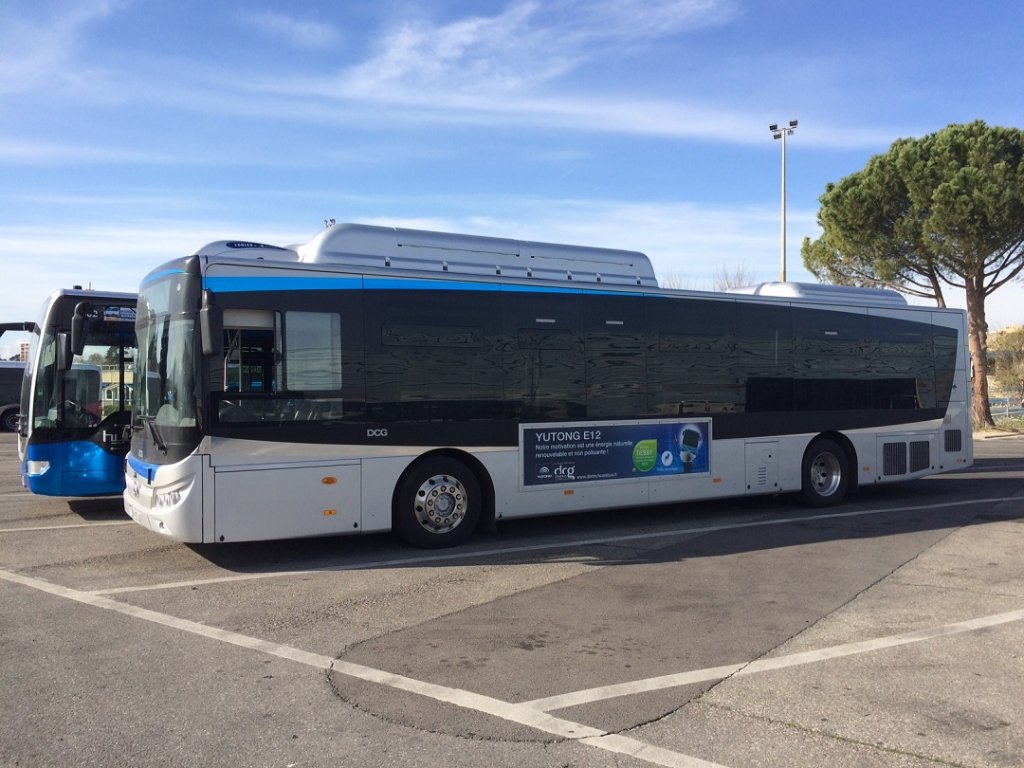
<box><xmin>215</xmin><ymin>310</ymin><xmax>279</xmax><ymax>423</ymax></box>
<box><xmin>283</xmin><ymin>311</ymin><xmax>342</xmax><ymax>391</ymax></box>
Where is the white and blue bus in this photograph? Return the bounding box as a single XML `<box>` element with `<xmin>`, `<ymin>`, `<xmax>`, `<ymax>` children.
<box><xmin>124</xmin><ymin>224</ymin><xmax>972</xmax><ymax>547</ymax></box>
<box><xmin>18</xmin><ymin>290</ymin><xmax>137</xmax><ymax>496</ymax></box>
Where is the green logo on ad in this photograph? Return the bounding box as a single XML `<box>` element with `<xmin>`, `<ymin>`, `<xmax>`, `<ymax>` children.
<box><xmin>632</xmin><ymin>439</ymin><xmax>658</xmax><ymax>472</ymax></box>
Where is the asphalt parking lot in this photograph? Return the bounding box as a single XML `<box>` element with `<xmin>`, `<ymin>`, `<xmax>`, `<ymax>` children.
<box><xmin>2</xmin><ymin>435</ymin><xmax>1022</xmax><ymax>768</ymax></box>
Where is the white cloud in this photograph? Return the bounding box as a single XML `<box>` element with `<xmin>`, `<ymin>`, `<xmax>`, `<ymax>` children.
<box><xmin>338</xmin><ymin>0</ymin><xmax>736</xmax><ymax>99</ymax></box>
<box><xmin>0</xmin><ymin>0</ymin><xmax>127</xmax><ymax>96</ymax></box>
<box><xmin>553</xmin><ymin>0</ymin><xmax>738</xmax><ymax>41</ymax></box>
<box><xmin>0</xmin><ymin>1</ymin><xmax>898</xmax><ymax>151</ymax></box>
<box><xmin>243</xmin><ymin>11</ymin><xmax>341</xmax><ymax>50</ymax></box>
<box><xmin>228</xmin><ymin>1</ymin><xmax>888</xmax><ymax>150</ymax></box>
<box><xmin>339</xmin><ymin>3</ymin><xmax>566</xmax><ymax>98</ymax></box>
<box><xmin>0</xmin><ymin>138</ymin><xmax>176</xmax><ymax>165</ymax></box>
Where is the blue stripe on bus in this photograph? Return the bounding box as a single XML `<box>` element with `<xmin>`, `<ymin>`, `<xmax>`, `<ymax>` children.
<box><xmin>141</xmin><ymin>268</ymin><xmax>188</xmax><ymax>287</ymax></box>
<box><xmin>501</xmin><ymin>284</ymin><xmax>581</xmax><ymax>294</ymax></box>
<box><xmin>362</xmin><ymin>277</ymin><xmax>501</xmax><ymax>292</ymax></box>
<box><xmin>204</xmin><ymin>274</ymin><xmax>652</xmax><ymax>297</ymax></box>
<box><xmin>127</xmin><ymin>454</ymin><xmax>159</xmax><ymax>482</ymax></box>
<box><xmin>204</xmin><ymin>276</ymin><xmax>363</xmax><ymax>292</ymax></box>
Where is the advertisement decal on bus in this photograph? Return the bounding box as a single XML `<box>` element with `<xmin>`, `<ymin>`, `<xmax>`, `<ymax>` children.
<box><xmin>521</xmin><ymin>419</ymin><xmax>711</xmax><ymax>487</ymax></box>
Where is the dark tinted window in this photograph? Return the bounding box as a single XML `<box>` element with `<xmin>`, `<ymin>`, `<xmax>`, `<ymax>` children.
<box><xmin>737</xmin><ymin>303</ymin><xmax>793</xmax><ymax>412</ymax></box>
<box><xmin>502</xmin><ymin>290</ymin><xmax>585</xmax><ymax>420</ymax></box>
<box><xmin>648</xmin><ymin>298</ymin><xmax>741</xmax><ymax>415</ymax></box>
<box><xmin>933</xmin><ymin>326</ymin><xmax>958</xmax><ymax>406</ymax></box>
<box><xmin>206</xmin><ymin>283</ymin><xmax>959</xmax><ymax>430</ymax></box>
<box><xmin>584</xmin><ymin>297</ymin><xmax>646</xmax><ymax>418</ymax></box>
<box><xmin>365</xmin><ymin>289</ymin><xmax>503</xmax><ymax>420</ymax></box>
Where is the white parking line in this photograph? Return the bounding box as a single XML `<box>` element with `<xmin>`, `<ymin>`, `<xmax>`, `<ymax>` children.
<box><xmin>0</xmin><ymin>521</ymin><xmax>133</xmax><ymax>533</ymax></box>
<box><xmin>92</xmin><ymin>494</ymin><xmax>1023</xmax><ymax>596</ymax></box>
<box><xmin>525</xmin><ymin>608</ymin><xmax>1024</xmax><ymax>711</ymax></box>
<box><xmin>0</xmin><ymin>567</ymin><xmax>729</xmax><ymax>768</ymax></box>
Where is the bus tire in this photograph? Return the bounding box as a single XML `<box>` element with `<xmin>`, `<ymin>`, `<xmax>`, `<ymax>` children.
<box><xmin>394</xmin><ymin>457</ymin><xmax>481</xmax><ymax>548</ymax></box>
<box><xmin>800</xmin><ymin>438</ymin><xmax>849</xmax><ymax>507</ymax></box>
<box><xmin>1</xmin><ymin>409</ymin><xmax>17</xmax><ymax>432</ymax></box>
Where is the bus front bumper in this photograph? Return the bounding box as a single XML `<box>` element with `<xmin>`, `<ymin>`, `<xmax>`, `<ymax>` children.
<box><xmin>124</xmin><ymin>455</ymin><xmax>202</xmax><ymax>542</ymax></box>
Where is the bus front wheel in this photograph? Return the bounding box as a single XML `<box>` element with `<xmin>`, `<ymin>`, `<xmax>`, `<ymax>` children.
<box><xmin>800</xmin><ymin>438</ymin><xmax>850</xmax><ymax>507</ymax></box>
<box><xmin>394</xmin><ymin>457</ymin><xmax>481</xmax><ymax>548</ymax></box>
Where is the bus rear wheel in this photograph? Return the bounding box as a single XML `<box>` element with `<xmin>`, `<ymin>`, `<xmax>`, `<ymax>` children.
<box><xmin>800</xmin><ymin>438</ymin><xmax>850</xmax><ymax>507</ymax></box>
<box><xmin>394</xmin><ymin>457</ymin><xmax>481</xmax><ymax>548</ymax></box>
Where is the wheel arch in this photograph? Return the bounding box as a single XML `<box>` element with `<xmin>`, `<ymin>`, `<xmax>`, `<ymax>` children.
<box><xmin>391</xmin><ymin>448</ymin><xmax>496</xmax><ymax>533</ymax></box>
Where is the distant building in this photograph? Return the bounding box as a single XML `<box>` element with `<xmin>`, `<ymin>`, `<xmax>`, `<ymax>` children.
<box><xmin>20</xmin><ymin>342</ymin><xmax>29</xmax><ymax>362</ymax></box>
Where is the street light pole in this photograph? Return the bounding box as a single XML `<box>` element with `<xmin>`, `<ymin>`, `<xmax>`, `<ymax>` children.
<box><xmin>769</xmin><ymin>119</ymin><xmax>797</xmax><ymax>282</ymax></box>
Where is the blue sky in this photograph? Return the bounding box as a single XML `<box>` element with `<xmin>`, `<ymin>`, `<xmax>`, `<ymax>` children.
<box><xmin>2</xmin><ymin>0</ymin><xmax>1022</xmax><ymax>357</ymax></box>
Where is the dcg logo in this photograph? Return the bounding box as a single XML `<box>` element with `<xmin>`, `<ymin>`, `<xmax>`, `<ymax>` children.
<box><xmin>366</xmin><ymin>428</ymin><xmax>388</xmax><ymax>438</ymax></box>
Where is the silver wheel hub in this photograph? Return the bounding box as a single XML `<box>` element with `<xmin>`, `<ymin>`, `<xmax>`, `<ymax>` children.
<box><xmin>810</xmin><ymin>451</ymin><xmax>842</xmax><ymax>497</ymax></box>
<box><xmin>414</xmin><ymin>474</ymin><xmax>468</xmax><ymax>534</ymax></box>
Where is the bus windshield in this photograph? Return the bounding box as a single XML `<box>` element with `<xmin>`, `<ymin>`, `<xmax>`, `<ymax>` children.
<box><xmin>133</xmin><ymin>275</ymin><xmax>201</xmax><ymax>462</ymax></box>
<box><xmin>28</xmin><ymin>307</ymin><xmax>134</xmax><ymax>436</ymax></box>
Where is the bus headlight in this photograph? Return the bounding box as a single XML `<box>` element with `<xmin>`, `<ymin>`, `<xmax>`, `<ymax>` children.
<box><xmin>156</xmin><ymin>490</ymin><xmax>182</xmax><ymax>507</ymax></box>
<box><xmin>26</xmin><ymin>460</ymin><xmax>51</xmax><ymax>476</ymax></box>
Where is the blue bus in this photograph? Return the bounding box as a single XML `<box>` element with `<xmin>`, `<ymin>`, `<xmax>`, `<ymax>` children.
<box><xmin>18</xmin><ymin>289</ymin><xmax>137</xmax><ymax>496</ymax></box>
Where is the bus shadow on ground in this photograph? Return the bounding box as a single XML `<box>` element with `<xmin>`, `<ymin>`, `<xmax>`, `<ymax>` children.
<box><xmin>66</xmin><ymin>496</ymin><xmax>128</xmax><ymax>521</ymax></box>
<box><xmin>189</xmin><ymin>461</ymin><xmax>1024</xmax><ymax>575</ymax></box>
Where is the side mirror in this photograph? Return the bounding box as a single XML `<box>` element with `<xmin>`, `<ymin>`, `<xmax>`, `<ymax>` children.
<box><xmin>200</xmin><ymin>297</ymin><xmax>223</xmax><ymax>356</ymax></box>
<box><xmin>57</xmin><ymin>332</ymin><xmax>73</xmax><ymax>371</ymax></box>
<box><xmin>71</xmin><ymin>301</ymin><xmax>92</xmax><ymax>356</ymax></box>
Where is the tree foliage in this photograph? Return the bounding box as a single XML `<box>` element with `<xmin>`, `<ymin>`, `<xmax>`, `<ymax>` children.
<box><xmin>801</xmin><ymin>120</ymin><xmax>1024</xmax><ymax>426</ymax></box>
<box><xmin>988</xmin><ymin>326</ymin><xmax>1024</xmax><ymax>405</ymax></box>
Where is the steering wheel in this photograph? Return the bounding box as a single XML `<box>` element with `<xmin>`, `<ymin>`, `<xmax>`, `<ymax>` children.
<box><xmin>64</xmin><ymin>400</ymin><xmax>98</xmax><ymax>427</ymax></box>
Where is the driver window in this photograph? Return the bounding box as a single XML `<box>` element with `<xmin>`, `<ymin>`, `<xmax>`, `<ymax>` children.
<box><xmin>216</xmin><ymin>310</ymin><xmax>279</xmax><ymax>422</ymax></box>
<box><xmin>212</xmin><ymin>308</ymin><xmax>347</xmax><ymax>425</ymax></box>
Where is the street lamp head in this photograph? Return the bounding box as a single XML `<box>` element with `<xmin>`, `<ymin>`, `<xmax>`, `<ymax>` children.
<box><xmin>768</xmin><ymin>123</ymin><xmax>778</xmax><ymax>132</ymax></box>
<box><xmin>789</xmin><ymin>119</ymin><xmax>798</xmax><ymax>128</ymax></box>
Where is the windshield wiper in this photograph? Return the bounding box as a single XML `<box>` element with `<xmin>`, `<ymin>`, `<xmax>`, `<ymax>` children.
<box><xmin>139</xmin><ymin>415</ymin><xmax>168</xmax><ymax>454</ymax></box>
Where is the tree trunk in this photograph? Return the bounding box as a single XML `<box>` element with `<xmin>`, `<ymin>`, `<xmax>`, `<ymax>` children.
<box><xmin>927</xmin><ymin>266</ymin><xmax>946</xmax><ymax>307</ymax></box>
<box><xmin>965</xmin><ymin>276</ymin><xmax>995</xmax><ymax>428</ymax></box>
